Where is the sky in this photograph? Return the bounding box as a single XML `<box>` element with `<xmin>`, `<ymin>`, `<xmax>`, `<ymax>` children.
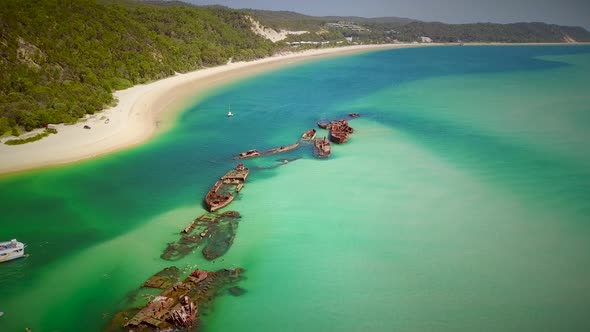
<box><xmin>186</xmin><ymin>0</ymin><xmax>590</xmax><ymax>30</ymax></box>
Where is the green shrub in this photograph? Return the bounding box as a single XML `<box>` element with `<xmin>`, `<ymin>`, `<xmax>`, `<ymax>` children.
<box><xmin>4</xmin><ymin>129</ymin><xmax>57</xmax><ymax>145</ymax></box>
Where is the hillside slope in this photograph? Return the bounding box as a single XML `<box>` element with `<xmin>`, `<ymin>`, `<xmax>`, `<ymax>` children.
<box><xmin>247</xmin><ymin>9</ymin><xmax>415</xmax><ymax>32</ymax></box>
<box><xmin>0</xmin><ymin>0</ymin><xmax>274</xmax><ymax>134</ymax></box>
<box><xmin>249</xmin><ymin>10</ymin><xmax>590</xmax><ymax>44</ymax></box>
<box><xmin>2</xmin><ymin>1</ymin><xmax>589</xmax><ymax>136</ymax></box>
<box><xmin>395</xmin><ymin>21</ymin><xmax>590</xmax><ymax>43</ymax></box>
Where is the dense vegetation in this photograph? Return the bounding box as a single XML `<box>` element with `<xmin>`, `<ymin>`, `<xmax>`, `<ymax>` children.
<box><xmin>0</xmin><ymin>0</ymin><xmax>274</xmax><ymax>135</ymax></box>
<box><xmin>4</xmin><ymin>129</ymin><xmax>57</xmax><ymax>145</ymax></box>
<box><xmin>363</xmin><ymin>21</ymin><xmax>590</xmax><ymax>43</ymax></box>
<box><xmin>250</xmin><ymin>10</ymin><xmax>590</xmax><ymax>44</ymax></box>
<box><xmin>246</xmin><ymin>10</ymin><xmax>413</xmax><ymax>32</ymax></box>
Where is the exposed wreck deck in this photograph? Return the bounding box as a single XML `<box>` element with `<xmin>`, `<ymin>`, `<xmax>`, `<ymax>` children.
<box><xmin>205</xmin><ymin>164</ymin><xmax>249</xmax><ymax>212</ymax></box>
<box><xmin>108</xmin><ymin>267</ymin><xmax>244</xmax><ymax>332</ymax></box>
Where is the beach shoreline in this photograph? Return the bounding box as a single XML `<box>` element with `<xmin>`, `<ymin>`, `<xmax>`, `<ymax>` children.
<box><xmin>0</xmin><ymin>41</ymin><xmax>585</xmax><ymax>175</ymax></box>
<box><xmin>0</xmin><ymin>43</ymin><xmax>432</xmax><ymax>175</ymax></box>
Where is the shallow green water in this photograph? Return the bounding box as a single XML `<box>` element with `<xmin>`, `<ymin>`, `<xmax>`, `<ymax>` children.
<box><xmin>1</xmin><ymin>46</ymin><xmax>590</xmax><ymax>331</ymax></box>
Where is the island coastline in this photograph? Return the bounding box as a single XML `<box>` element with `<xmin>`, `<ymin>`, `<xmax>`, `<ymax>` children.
<box><xmin>0</xmin><ymin>43</ymin><xmax>430</xmax><ymax>175</ymax></box>
<box><xmin>0</xmin><ymin>42</ymin><xmax>585</xmax><ymax>176</ymax></box>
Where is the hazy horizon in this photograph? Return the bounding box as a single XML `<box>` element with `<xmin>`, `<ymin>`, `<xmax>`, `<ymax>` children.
<box><xmin>185</xmin><ymin>0</ymin><xmax>590</xmax><ymax>30</ymax></box>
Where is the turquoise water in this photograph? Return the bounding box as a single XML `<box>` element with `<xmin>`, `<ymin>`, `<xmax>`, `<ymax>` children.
<box><xmin>1</xmin><ymin>45</ymin><xmax>590</xmax><ymax>331</ymax></box>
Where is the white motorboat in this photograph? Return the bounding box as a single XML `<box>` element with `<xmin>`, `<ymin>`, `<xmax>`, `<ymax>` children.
<box><xmin>0</xmin><ymin>239</ymin><xmax>25</xmax><ymax>263</ymax></box>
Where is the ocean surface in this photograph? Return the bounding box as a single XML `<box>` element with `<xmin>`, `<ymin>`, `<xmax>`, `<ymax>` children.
<box><xmin>1</xmin><ymin>45</ymin><xmax>590</xmax><ymax>331</ymax></box>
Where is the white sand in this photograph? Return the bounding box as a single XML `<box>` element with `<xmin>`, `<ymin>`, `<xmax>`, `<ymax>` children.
<box><xmin>247</xmin><ymin>16</ymin><xmax>308</xmax><ymax>42</ymax></box>
<box><xmin>0</xmin><ymin>43</ymin><xmax>435</xmax><ymax>175</ymax></box>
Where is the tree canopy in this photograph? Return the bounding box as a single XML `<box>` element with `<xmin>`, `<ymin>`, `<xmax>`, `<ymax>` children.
<box><xmin>0</xmin><ymin>0</ymin><xmax>274</xmax><ymax>134</ymax></box>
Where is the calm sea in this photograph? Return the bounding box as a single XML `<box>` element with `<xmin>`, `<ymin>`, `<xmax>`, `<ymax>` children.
<box><xmin>1</xmin><ymin>45</ymin><xmax>590</xmax><ymax>331</ymax></box>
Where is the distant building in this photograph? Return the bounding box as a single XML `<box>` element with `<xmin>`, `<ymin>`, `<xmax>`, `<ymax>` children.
<box><xmin>287</xmin><ymin>41</ymin><xmax>326</xmax><ymax>46</ymax></box>
<box><xmin>326</xmin><ymin>21</ymin><xmax>369</xmax><ymax>32</ymax></box>
<box><xmin>420</xmin><ymin>36</ymin><xmax>433</xmax><ymax>43</ymax></box>
<box><xmin>345</xmin><ymin>36</ymin><xmax>353</xmax><ymax>42</ymax></box>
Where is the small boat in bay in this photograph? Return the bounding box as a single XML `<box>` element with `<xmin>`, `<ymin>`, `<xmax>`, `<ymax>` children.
<box><xmin>0</xmin><ymin>239</ymin><xmax>25</xmax><ymax>263</ymax></box>
<box><xmin>314</xmin><ymin>137</ymin><xmax>331</xmax><ymax>158</ymax></box>
<box><xmin>204</xmin><ymin>163</ymin><xmax>249</xmax><ymax>212</ymax></box>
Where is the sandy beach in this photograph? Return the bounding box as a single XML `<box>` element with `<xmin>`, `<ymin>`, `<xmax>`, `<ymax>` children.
<box><xmin>0</xmin><ymin>43</ymin><xmax>437</xmax><ymax>175</ymax></box>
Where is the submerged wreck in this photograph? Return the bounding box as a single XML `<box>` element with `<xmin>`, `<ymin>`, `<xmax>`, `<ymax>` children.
<box><xmin>265</xmin><ymin>141</ymin><xmax>300</xmax><ymax>155</ymax></box>
<box><xmin>106</xmin><ymin>267</ymin><xmax>244</xmax><ymax>332</ymax></box>
<box><xmin>236</xmin><ymin>149</ymin><xmax>260</xmax><ymax>159</ymax></box>
<box><xmin>235</xmin><ymin>141</ymin><xmax>300</xmax><ymax>160</ymax></box>
<box><xmin>205</xmin><ymin>163</ymin><xmax>249</xmax><ymax>212</ymax></box>
<box><xmin>143</xmin><ymin>267</ymin><xmax>181</xmax><ymax>289</ymax></box>
<box><xmin>236</xmin><ymin>129</ymin><xmax>317</xmax><ymax>160</ymax></box>
<box><xmin>162</xmin><ymin>211</ymin><xmax>241</xmax><ymax>261</ymax></box>
<box><xmin>254</xmin><ymin>157</ymin><xmax>301</xmax><ymax>170</ymax></box>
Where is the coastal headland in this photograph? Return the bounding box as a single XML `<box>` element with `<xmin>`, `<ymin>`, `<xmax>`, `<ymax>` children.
<box><xmin>0</xmin><ymin>43</ymin><xmax>438</xmax><ymax>176</ymax></box>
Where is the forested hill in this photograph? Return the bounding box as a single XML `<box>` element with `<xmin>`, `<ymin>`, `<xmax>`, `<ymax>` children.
<box><xmin>1</xmin><ymin>1</ymin><xmax>589</xmax><ymax>136</ymax></box>
<box><xmin>246</xmin><ymin>9</ymin><xmax>415</xmax><ymax>31</ymax></box>
<box><xmin>248</xmin><ymin>10</ymin><xmax>590</xmax><ymax>44</ymax></box>
<box><xmin>0</xmin><ymin>0</ymin><xmax>274</xmax><ymax>135</ymax></box>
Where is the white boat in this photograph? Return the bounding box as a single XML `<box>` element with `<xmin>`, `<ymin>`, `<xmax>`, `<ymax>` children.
<box><xmin>0</xmin><ymin>239</ymin><xmax>25</xmax><ymax>263</ymax></box>
<box><xmin>227</xmin><ymin>105</ymin><xmax>233</xmax><ymax>117</ymax></box>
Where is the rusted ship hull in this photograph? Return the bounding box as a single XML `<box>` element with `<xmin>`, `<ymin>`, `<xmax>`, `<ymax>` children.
<box><xmin>329</xmin><ymin>131</ymin><xmax>349</xmax><ymax>144</ymax></box>
<box><xmin>314</xmin><ymin>138</ymin><xmax>331</xmax><ymax>158</ymax></box>
<box><xmin>108</xmin><ymin>267</ymin><xmax>245</xmax><ymax>332</ymax></box>
<box><xmin>204</xmin><ymin>164</ymin><xmax>248</xmax><ymax>212</ymax></box>
<box><xmin>301</xmin><ymin>129</ymin><xmax>317</xmax><ymax>141</ymax></box>
<box><xmin>329</xmin><ymin>120</ymin><xmax>353</xmax><ymax>144</ymax></box>
<box><xmin>266</xmin><ymin>141</ymin><xmax>300</xmax><ymax>155</ymax></box>
<box><xmin>236</xmin><ymin>149</ymin><xmax>260</xmax><ymax>159</ymax></box>
<box><xmin>206</xmin><ymin>191</ymin><xmax>235</xmax><ymax>212</ymax></box>
<box><xmin>235</xmin><ymin>141</ymin><xmax>300</xmax><ymax>160</ymax></box>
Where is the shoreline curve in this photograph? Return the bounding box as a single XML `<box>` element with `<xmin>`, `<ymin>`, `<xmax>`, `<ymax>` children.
<box><xmin>2</xmin><ymin>42</ymin><xmax>582</xmax><ymax>176</ymax></box>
